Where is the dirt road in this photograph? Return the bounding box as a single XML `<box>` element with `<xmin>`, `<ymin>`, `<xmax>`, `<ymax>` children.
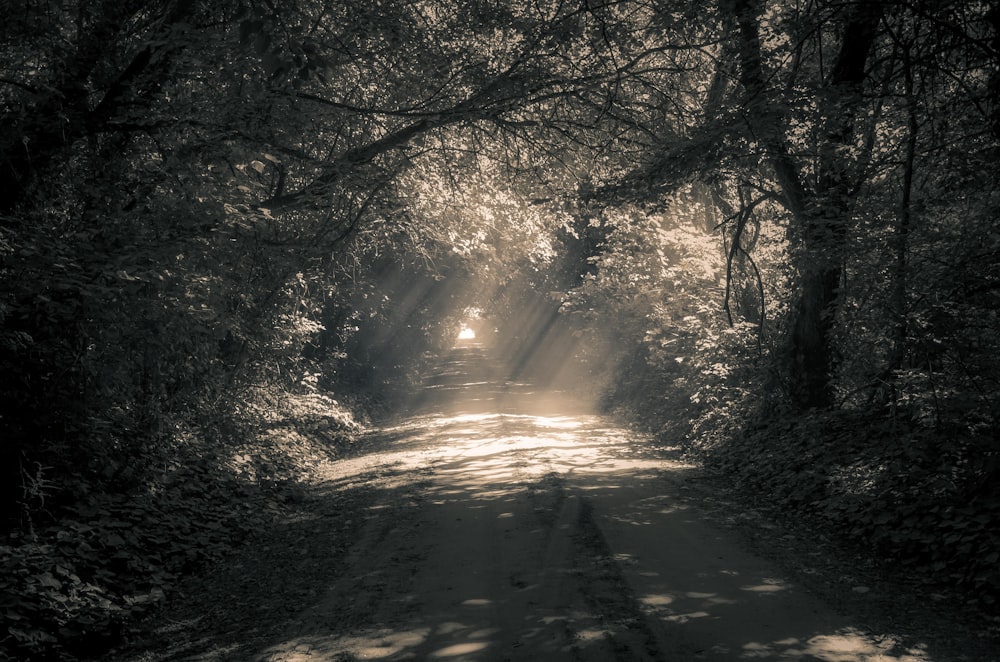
<box><xmin>248</xmin><ymin>342</ymin><xmax>934</xmax><ymax>661</ymax></box>
<box><xmin>121</xmin><ymin>342</ymin><xmax>965</xmax><ymax>661</ymax></box>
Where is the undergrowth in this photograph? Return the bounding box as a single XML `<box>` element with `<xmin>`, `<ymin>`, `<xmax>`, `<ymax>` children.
<box><xmin>0</xmin><ymin>390</ymin><xmax>363</xmax><ymax>662</ymax></box>
<box><xmin>697</xmin><ymin>409</ymin><xmax>1000</xmax><ymax>613</ymax></box>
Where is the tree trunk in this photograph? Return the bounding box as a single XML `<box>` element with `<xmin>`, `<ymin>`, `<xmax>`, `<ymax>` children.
<box><xmin>792</xmin><ymin>3</ymin><xmax>881</xmax><ymax>408</ymax></box>
<box><xmin>727</xmin><ymin>0</ymin><xmax>881</xmax><ymax>408</ymax></box>
<box><xmin>789</xmin><ymin>263</ymin><xmax>841</xmax><ymax>407</ymax></box>
<box><xmin>888</xmin><ymin>40</ymin><xmax>919</xmax><ymax>383</ymax></box>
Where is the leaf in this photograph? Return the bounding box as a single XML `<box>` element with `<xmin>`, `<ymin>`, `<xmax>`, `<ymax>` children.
<box><xmin>262</xmin><ymin>53</ymin><xmax>284</xmax><ymax>77</ymax></box>
<box><xmin>252</xmin><ymin>32</ymin><xmax>271</xmax><ymax>55</ymax></box>
<box><xmin>35</xmin><ymin>572</ymin><xmax>61</xmax><ymax>590</ymax></box>
<box><xmin>239</xmin><ymin>20</ymin><xmax>261</xmax><ymax>45</ymax></box>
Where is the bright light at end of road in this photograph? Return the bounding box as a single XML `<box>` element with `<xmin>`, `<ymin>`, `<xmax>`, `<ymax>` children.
<box><xmin>458</xmin><ymin>325</ymin><xmax>476</xmax><ymax>339</ymax></box>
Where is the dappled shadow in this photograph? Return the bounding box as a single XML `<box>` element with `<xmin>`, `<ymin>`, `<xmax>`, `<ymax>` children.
<box><xmin>121</xmin><ymin>343</ymin><xmax>948</xmax><ymax>661</ymax></box>
<box><xmin>579</xmin><ymin>487</ymin><xmax>934</xmax><ymax>661</ymax></box>
<box><xmin>248</xmin><ymin>406</ymin><xmax>932</xmax><ymax>661</ymax></box>
<box><xmin>248</xmin><ymin>398</ymin><xmax>679</xmax><ymax>660</ymax></box>
<box><xmin>106</xmin><ymin>467</ymin><xmax>422</xmax><ymax>662</ymax></box>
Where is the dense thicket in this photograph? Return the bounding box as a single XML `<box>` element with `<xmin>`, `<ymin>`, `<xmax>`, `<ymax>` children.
<box><xmin>2</xmin><ymin>0</ymin><xmax>998</xmax><ymax>657</ymax></box>
<box><xmin>566</xmin><ymin>0</ymin><xmax>1000</xmax><ymax>612</ymax></box>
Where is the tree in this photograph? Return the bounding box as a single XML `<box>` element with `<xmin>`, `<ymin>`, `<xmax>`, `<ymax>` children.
<box><xmin>590</xmin><ymin>0</ymin><xmax>998</xmax><ymax>416</ymax></box>
<box><xmin>736</xmin><ymin>0</ymin><xmax>881</xmax><ymax>408</ymax></box>
<box><xmin>0</xmin><ymin>0</ymin><xmax>687</xmax><ymax>521</ymax></box>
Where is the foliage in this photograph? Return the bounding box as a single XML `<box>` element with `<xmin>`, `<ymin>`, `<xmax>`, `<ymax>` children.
<box><xmin>704</xmin><ymin>411</ymin><xmax>1000</xmax><ymax>608</ymax></box>
<box><xmin>554</xmin><ymin>186</ymin><xmax>777</xmax><ymax>433</ymax></box>
<box><xmin>0</xmin><ymin>385</ymin><xmax>360</xmax><ymax>660</ymax></box>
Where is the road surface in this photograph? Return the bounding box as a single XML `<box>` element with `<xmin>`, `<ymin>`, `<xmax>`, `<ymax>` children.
<box><xmin>251</xmin><ymin>341</ymin><xmax>929</xmax><ymax>661</ymax></box>
<box><xmin>119</xmin><ymin>340</ymin><xmax>950</xmax><ymax>661</ymax></box>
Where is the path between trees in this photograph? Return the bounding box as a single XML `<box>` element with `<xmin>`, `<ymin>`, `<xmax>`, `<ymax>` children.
<box><xmin>113</xmin><ymin>342</ymin><xmax>967</xmax><ymax>661</ymax></box>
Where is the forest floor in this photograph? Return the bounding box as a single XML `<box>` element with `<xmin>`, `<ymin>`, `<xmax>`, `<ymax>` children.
<box><xmin>105</xmin><ymin>341</ymin><xmax>999</xmax><ymax>661</ymax></box>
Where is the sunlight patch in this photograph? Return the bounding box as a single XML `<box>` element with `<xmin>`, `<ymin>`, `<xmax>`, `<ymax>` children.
<box><xmin>263</xmin><ymin>628</ymin><xmax>431</xmax><ymax>660</ymax></box>
<box><xmin>431</xmin><ymin>641</ymin><xmax>490</xmax><ymax>657</ymax></box>
<box><xmin>662</xmin><ymin>610</ymin><xmax>710</xmax><ymax>623</ymax></box>
<box><xmin>640</xmin><ymin>593</ymin><xmax>674</xmax><ymax>606</ymax></box>
<box><xmin>740</xmin><ymin>578</ymin><xmax>788</xmax><ymax>593</ymax></box>
<box><xmin>740</xmin><ymin>629</ymin><xmax>932</xmax><ymax>661</ymax></box>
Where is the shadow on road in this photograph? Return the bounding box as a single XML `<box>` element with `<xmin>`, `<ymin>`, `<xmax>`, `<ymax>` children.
<box><xmin>118</xmin><ymin>341</ymin><xmax>955</xmax><ymax>661</ymax></box>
